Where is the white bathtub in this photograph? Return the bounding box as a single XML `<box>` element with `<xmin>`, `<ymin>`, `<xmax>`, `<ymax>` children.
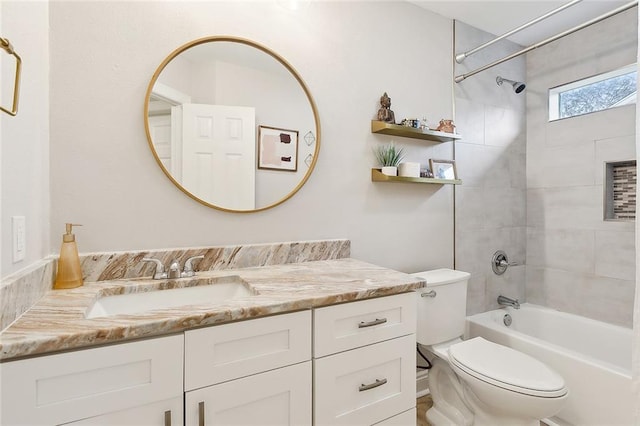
<box><xmin>466</xmin><ymin>303</ymin><xmax>633</xmax><ymax>426</ymax></box>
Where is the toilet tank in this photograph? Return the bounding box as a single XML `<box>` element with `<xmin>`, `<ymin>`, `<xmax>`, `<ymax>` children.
<box><xmin>413</xmin><ymin>269</ymin><xmax>470</xmax><ymax>346</ymax></box>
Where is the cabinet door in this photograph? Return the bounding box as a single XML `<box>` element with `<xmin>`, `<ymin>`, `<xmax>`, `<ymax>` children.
<box><xmin>1</xmin><ymin>335</ymin><xmax>184</xmax><ymax>426</ymax></box>
<box><xmin>314</xmin><ymin>334</ymin><xmax>415</xmax><ymax>425</ymax></box>
<box><xmin>185</xmin><ymin>361</ymin><xmax>311</xmax><ymax>426</ymax></box>
<box><xmin>62</xmin><ymin>397</ymin><xmax>183</xmax><ymax>426</ymax></box>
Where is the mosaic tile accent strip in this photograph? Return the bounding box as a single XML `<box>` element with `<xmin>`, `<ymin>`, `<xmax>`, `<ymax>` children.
<box><xmin>612</xmin><ymin>162</ymin><xmax>636</xmax><ymax>220</ymax></box>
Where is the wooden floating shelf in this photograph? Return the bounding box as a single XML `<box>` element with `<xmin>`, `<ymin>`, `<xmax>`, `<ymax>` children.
<box><xmin>371</xmin><ymin>169</ymin><xmax>462</xmax><ymax>185</ymax></box>
<box><xmin>371</xmin><ymin>120</ymin><xmax>462</xmax><ymax>142</ymax></box>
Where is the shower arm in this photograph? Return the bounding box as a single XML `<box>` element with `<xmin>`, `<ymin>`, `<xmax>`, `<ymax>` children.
<box><xmin>455</xmin><ymin>0</ymin><xmax>583</xmax><ymax>64</ymax></box>
<box><xmin>454</xmin><ymin>0</ymin><xmax>638</xmax><ymax>84</ymax></box>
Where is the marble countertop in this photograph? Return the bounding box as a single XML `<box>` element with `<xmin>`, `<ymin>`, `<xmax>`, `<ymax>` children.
<box><xmin>0</xmin><ymin>258</ymin><xmax>424</xmax><ymax>361</ymax></box>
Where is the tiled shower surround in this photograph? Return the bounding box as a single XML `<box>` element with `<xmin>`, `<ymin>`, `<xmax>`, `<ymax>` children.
<box><xmin>454</xmin><ymin>21</ymin><xmax>527</xmax><ymax>315</ymax></box>
<box><xmin>526</xmin><ymin>9</ymin><xmax>637</xmax><ymax>327</ymax></box>
<box><xmin>455</xmin><ymin>9</ymin><xmax>636</xmax><ymax>328</ymax></box>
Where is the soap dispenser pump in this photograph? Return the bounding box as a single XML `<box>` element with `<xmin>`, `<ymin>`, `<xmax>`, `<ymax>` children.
<box><xmin>54</xmin><ymin>223</ymin><xmax>83</xmax><ymax>289</ymax></box>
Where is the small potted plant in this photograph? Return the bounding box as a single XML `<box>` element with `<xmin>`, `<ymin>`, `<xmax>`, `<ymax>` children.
<box><xmin>374</xmin><ymin>142</ymin><xmax>405</xmax><ymax>176</ymax></box>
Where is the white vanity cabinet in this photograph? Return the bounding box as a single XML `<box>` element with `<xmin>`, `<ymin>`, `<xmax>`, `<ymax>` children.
<box><xmin>183</xmin><ymin>310</ymin><xmax>312</xmax><ymax>426</ymax></box>
<box><xmin>1</xmin><ymin>292</ymin><xmax>417</xmax><ymax>426</ymax></box>
<box><xmin>313</xmin><ymin>292</ymin><xmax>417</xmax><ymax>425</ymax></box>
<box><xmin>0</xmin><ymin>334</ymin><xmax>184</xmax><ymax>426</ymax></box>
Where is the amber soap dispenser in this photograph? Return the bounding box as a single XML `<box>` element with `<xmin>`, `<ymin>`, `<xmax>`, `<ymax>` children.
<box><xmin>54</xmin><ymin>223</ymin><xmax>83</xmax><ymax>289</ymax></box>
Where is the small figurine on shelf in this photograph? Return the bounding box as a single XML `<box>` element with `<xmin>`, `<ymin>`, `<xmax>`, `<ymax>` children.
<box><xmin>434</xmin><ymin>119</ymin><xmax>455</xmax><ymax>133</ymax></box>
<box><xmin>420</xmin><ymin>168</ymin><xmax>434</xmax><ymax>178</ymax></box>
<box><xmin>376</xmin><ymin>92</ymin><xmax>396</xmax><ymax>124</ymax></box>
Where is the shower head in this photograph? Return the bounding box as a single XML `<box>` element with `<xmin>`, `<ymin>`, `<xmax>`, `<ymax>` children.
<box><xmin>496</xmin><ymin>76</ymin><xmax>526</xmax><ymax>94</ymax></box>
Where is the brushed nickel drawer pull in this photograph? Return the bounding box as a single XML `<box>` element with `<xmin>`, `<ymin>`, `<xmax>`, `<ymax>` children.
<box><xmin>358</xmin><ymin>318</ymin><xmax>387</xmax><ymax>328</ymax></box>
<box><xmin>198</xmin><ymin>401</ymin><xmax>205</xmax><ymax>426</ymax></box>
<box><xmin>164</xmin><ymin>410</ymin><xmax>172</xmax><ymax>426</ymax></box>
<box><xmin>359</xmin><ymin>378</ymin><xmax>388</xmax><ymax>392</ymax></box>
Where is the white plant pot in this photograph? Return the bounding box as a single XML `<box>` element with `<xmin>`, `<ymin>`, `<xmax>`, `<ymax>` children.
<box><xmin>381</xmin><ymin>166</ymin><xmax>397</xmax><ymax>176</ymax></box>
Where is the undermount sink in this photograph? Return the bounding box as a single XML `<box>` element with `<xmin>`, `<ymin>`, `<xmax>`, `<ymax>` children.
<box><xmin>85</xmin><ymin>276</ymin><xmax>255</xmax><ymax>319</ymax></box>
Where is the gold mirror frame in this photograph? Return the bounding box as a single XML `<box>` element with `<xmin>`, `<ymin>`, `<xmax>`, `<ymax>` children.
<box><xmin>143</xmin><ymin>36</ymin><xmax>320</xmax><ymax>213</ymax></box>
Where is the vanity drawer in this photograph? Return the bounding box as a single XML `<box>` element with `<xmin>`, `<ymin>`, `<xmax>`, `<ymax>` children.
<box><xmin>314</xmin><ymin>292</ymin><xmax>416</xmax><ymax>357</ymax></box>
<box><xmin>184</xmin><ymin>310</ymin><xmax>311</xmax><ymax>390</ymax></box>
<box><xmin>314</xmin><ymin>334</ymin><xmax>415</xmax><ymax>425</ymax></box>
<box><xmin>1</xmin><ymin>334</ymin><xmax>184</xmax><ymax>426</ymax></box>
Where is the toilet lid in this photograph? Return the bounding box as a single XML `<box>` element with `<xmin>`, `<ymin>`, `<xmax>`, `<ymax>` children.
<box><xmin>448</xmin><ymin>337</ymin><xmax>567</xmax><ymax>398</ymax></box>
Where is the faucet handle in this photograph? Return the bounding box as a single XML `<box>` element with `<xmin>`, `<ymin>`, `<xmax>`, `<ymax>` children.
<box><xmin>142</xmin><ymin>257</ymin><xmax>168</xmax><ymax>280</ymax></box>
<box><xmin>492</xmin><ymin>250</ymin><xmax>518</xmax><ymax>275</ymax></box>
<box><xmin>182</xmin><ymin>255</ymin><xmax>205</xmax><ymax>278</ymax></box>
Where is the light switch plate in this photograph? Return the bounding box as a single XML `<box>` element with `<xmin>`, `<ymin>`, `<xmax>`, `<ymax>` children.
<box><xmin>12</xmin><ymin>216</ymin><xmax>25</xmax><ymax>263</ymax></box>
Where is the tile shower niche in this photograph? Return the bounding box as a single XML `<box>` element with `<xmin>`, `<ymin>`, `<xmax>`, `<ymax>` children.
<box><xmin>604</xmin><ymin>160</ymin><xmax>636</xmax><ymax>221</ymax></box>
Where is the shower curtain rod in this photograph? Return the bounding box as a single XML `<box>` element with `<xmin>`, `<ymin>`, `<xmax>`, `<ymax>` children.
<box><xmin>454</xmin><ymin>0</ymin><xmax>638</xmax><ymax>83</ymax></box>
<box><xmin>455</xmin><ymin>0</ymin><xmax>583</xmax><ymax>64</ymax></box>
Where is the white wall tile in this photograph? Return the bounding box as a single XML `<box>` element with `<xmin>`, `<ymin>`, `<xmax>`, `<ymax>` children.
<box><xmin>546</xmin><ymin>106</ymin><xmax>636</xmax><ymax>148</ymax></box>
<box><xmin>526</xmin><ymin>186</ymin><xmax>631</xmax><ymax>231</ymax></box>
<box><xmin>486</xmin><ymin>265</ymin><xmax>526</xmax><ymax>310</ymax></box>
<box><xmin>595</xmin><ymin>230</ymin><xmax>636</xmax><ymax>281</ymax></box>
<box><xmin>455</xmin><ymin>98</ymin><xmax>485</xmax><ymax>145</ymax></box>
<box><xmin>594</xmin><ymin>134</ymin><xmax>636</xmax><ymax>183</ymax></box>
<box><xmin>484</xmin><ymin>105</ymin><xmax>524</xmax><ymax>148</ymax></box>
<box><xmin>527</xmin><ymin>141</ymin><xmax>595</xmax><ymax>189</ymax></box>
<box><xmin>527</xmin><ymin>228</ymin><xmax>595</xmax><ymax>274</ymax></box>
<box><xmin>579</xmin><ymin>275</ymin><xmax>635</xmax><ymax>327</ymax></box>
<box><xmin>525</xmin><ymin>267</ymin><xmax>588</xmax><ymax>315</ymax></box>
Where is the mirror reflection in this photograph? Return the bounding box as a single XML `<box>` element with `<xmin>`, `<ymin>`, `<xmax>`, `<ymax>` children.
<box><xmin>145</xmin><ymin>37</ymin><xmax>320</xmax><ymax>212</ymax></box>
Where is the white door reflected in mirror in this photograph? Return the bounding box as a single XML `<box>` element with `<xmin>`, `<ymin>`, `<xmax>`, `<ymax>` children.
<box><xmin>144</xmin><ymin>37</ymin><xmax>320</xmax><ymax>213</ymax></box>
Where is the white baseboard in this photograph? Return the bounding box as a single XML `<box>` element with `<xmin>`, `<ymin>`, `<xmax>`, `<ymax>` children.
<box><xmin>416</xmin><ymin>369</ymin><xmax>429</xmax><ymax>398</ymax></box>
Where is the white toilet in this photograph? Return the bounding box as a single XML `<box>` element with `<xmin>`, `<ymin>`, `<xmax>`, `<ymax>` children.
<box><xmin>414</xmin><ymin>269</ymin><xmax>568</xmax><ymax>426</ymax></box>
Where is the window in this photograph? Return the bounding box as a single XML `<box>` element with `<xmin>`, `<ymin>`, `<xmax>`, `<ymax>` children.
<box><xmin>549</xmin><ymin>64</ymin><xmax>637</xmax><ymax>121</ymax></box>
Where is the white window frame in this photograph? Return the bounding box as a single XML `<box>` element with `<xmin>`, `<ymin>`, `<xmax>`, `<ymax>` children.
<box><xmin>548</xmin><ymin>64</ymin><xmax>637</xmax><ymax>121</ymax></box>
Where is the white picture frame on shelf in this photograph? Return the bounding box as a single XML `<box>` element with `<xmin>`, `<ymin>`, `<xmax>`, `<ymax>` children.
<box><xmin>429</xmin><ymin>159</ymin><xmax>457</xmax><ymax>180</ymax></box>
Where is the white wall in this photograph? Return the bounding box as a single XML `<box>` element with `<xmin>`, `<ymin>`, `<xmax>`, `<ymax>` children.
<box><xmin>454</xmin><ymin>21</ymin><xmax>527</xmax><ymax>315</ymax></box>
<box><xmin>48</xmin><ymin>1</ymin><xmax>455</xmax><ymax>273</ymax></box>
<box><xmin>0</xmin><ymin>0</ymin><xmax>50</xmax><ymax>279</ymax></box>
<box><xmin>526</xmin><ymin>9</ymin><xmax>637</xmax><ymax>327</ymax></box>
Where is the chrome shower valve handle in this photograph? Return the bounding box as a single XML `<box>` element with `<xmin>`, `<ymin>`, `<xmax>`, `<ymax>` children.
<box><xmin>491</xmin><ymin>250</ymin><xmax>518</xmax><ymax>275</ymax></box>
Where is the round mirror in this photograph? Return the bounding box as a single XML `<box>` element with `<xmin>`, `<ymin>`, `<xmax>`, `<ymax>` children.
<box><xmin>144</xmin><ymin>36</ymin><xmax>320</xmax><ymax>212</ymax></box>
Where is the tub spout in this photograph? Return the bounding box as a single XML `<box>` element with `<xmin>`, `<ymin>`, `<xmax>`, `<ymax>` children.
<box><xmin>497</xmin><ymin>295</ymin><xmax>520</xmax><ymax>309</ymax></box>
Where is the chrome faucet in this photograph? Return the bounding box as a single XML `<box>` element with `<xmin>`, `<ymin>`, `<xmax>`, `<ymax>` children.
<box><xmin>181</xmin><ymin>255</ymin><xmax>204</xmax><ymax>278</ymax></box>
<box><xmin>142</xmin><ymin>258</ymin><xmax>168</xmax><ymax>279</ymax></box>
<box><xmin>497</xmin><ymin>295</ymin><xmax>520</xmax><ymax>309</ymax></box>
<box><xmin>167</xmin><ymin>260</ymin><xmax>181</xmax><ymax>279</ymax></box>
<box><xmin>142</xmin><ymin>255</ymin><xmax>206</xmax><ymax>280</ymax></box>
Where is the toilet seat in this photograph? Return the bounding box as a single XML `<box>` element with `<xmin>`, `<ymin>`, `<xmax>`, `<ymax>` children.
<box><xmin>448</xmin><ymin>337</ymin><xmax>567</xmax><ymax>398</ymax></box>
